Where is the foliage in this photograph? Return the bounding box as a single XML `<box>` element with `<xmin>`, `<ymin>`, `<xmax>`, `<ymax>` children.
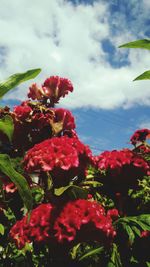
<box><xmin>0</xmin><ymin>70</ymin><xmax>149</xmax><ymax>267</ymax></box>
<box><xmin>119</xmin><ymin>39</ymin><xmax>150</xmax><ymax>80</ymax></box>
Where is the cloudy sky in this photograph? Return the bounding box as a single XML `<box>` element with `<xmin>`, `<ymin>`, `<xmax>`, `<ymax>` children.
<box><xmin>0</xmin><ymin>0</ymin><xmax>150</xmax><ymax>153</ymax></box>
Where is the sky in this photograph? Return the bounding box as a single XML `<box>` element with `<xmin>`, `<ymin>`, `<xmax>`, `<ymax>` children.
<box><xmin>0</xmin><ymin>0</ymin><xmax>150</xmax><ymax>154</ymax></box>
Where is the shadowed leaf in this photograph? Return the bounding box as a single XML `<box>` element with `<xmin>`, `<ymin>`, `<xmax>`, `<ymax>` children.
<box><xmin>0</xmin><ymin>115</ymin><xmax>14</xmax><ymax>142</ymax></box>
<box><xmin>0</xmin><ymin>154</ymin><xmax>33</xmax><ymax>211</ymax></box>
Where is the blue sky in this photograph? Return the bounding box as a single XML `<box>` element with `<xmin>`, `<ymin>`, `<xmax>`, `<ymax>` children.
<box><xmin>0</xmin><ymin>0</ymin><xmax>150</xmax><ymax>154</ymax></box>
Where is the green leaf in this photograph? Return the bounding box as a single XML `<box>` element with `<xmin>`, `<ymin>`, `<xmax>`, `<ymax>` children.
<box><xmin>121</xmin><ymin>224</ymin><xmax>135</xmax><ymax>244</ymax></box>
<box><xmin>0</xmin><ymin>115</ymin><xmax>14</xmax><ymax>142</ymax></box>
<box><xmin>119</xmin><ymin>39</ymin><xmax>150</xmax><ymax>50</ymax></box>
<box><xmin>0</xmin><ymin>154</ymin><xmax>32</xmax><ymax>211</ymax></box>
<box><xmin>81</xmin><ymin>180</ymin><xmax>102</xmax><ymax>188</ymax></box>
<box><xmin>0</xmin><ymin>224</ymin><xmax>4</xmax><ymax>235</ymax></box>
<box><xmin>129</xmin><ymin>217</ymin><xmax>150</xmax><ymax>231</ymax></box>
<box><xmin>146</xmin><ymin>262</ymin><xmax>150</xmax><ymax>267</ymax></box>
<box><xmin>0</xmin><ymin>68</ymin><xmax>41</xmax><ymax>99</ymax></box>
<box><xmin>78</xmin><ymin>246</ymin><xmax>104</xmax><ymax>261</ymax></box>
<box><xmin>54</xmin><ymin>185</ymin><xmax>88</xmax><ymax>199</ymax></box>
<box><xmin>137</xmin><ymin>214</ymin><xmax>150</xmax><ymax>226</ymax></box>
<box><xmin>107</xmin><ymin>243</ymin><xmax>122</xmax><ymax>267</ymax></box>
<box><xmin>54</xmin><ymin>185</ymin><xmax>71</xmax><ymax>196</ymax></box>
<box><xmin>133</xmin><ymin>70</ymin><xmax>150</xmax><ymax>81</ymax></box>
<box><xmin>132</xmin><ymin>226</ymin><xmax>141</xmax><ymax>237</ymax></box>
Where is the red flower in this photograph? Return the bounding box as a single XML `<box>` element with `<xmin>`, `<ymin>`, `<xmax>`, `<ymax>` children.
<box><xmin>23</xmin><ymin>136</ymin><xmax>92</xmax><ymax>186</ymax></box>
<box><xmin>28</xmin><ymin>83</ymin><xmax>44</xmax><ymax>100</ymax></box>
<box><xmin>10</xmin><ymin>203</ymin><xmax>54</xmax><ymax>248</ymax></box>
<box><xmin>53</xmin><ymin>108</ymin><xmax>76</xmax><ymax>133</ymax></box>
<box><xmin>27</xmin><ymin>76</ymin><xmax>73</xmax><ymax>105</ymax></box>
<box><xmin>42</xmin><ymin>76</ymin><xmax>73</xmax><ymax>104</ymax></box>
<box><xmin>141</xmin><ymin>230</ymin><xmax>150</xmax><ymax>238</ymax></box>
<box><xmin>54</xmin><ymin>199</ymin><xmax>116</xmax><ymax>244</ymax></box>
<box><xmin>107</xmin><ymin>209</ymin><xmax>119</xmax><ymax>221</ymax></box>
<box><xmin>13</xmin><ymin>105</ymin><xmax>32</xmax><ymax>120</ymax></box>
<box><xmin>94</xmin><ymin>149</ymin><xmax>149</xmax><ymax>192</ymax></box>
<box><xmin>130</xmin><ymin>129</ymin><xmax>150</xmax><ymax>146</ymax></box>
<box><xmin>95</xmin><ymin>149</ymin><xmax>149</xmax><ymax>173</ymax></box>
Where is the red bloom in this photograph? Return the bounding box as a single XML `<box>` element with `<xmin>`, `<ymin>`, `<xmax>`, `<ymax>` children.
<box><xmin>130</xmin><ymin>129</ymin><xmax>150</xmax><ymax>146</ymax></box>
<box><xmin>95</xmin><ymin>149</ymin><xmax>149</xmax><ymax>173</ymax></box>
<box><xmin>13</xmin><ymin>105</ymin><xmax>32</xmax><ymax>120</ymax></box>
<box><xmin>10</xmin><ymin>203</ymin><xmax>54</xmax><ymax>248</ymax></box>
<box><xmin>27</xmin><ymin>76</ymin><xmax>73</xmax><ymax>105</ymax></box>
<box><xmin>42</xmin><ymin>76</ymin><xmax>73</xmax><ymax>104</ymax></box>
<box><xmin>28</xmin><ymin>83</ymin><xmax>44</xmax><ymax>100</ymax></box>
<box><xmin>141</xmin><ymin>230</ymin><xmax>150</xmax><ymax>238</ymax></box>
<box><xmin>107</xmin><ymin>209</ymin><xmax>119</xmax><ymax>221</ymax></box>
<box><xmin>54</xmin><ymin>199</ymin><xmax>116</xmax><ymax>244</ymax></box>
<box><xmin>53</xmin><ymin>108</ymin><xmax>76</xmax><ymax>134</ymax></box>
<box><xmin>23</xmin><ymin>136</ymin><xmax>92</xmax><ymax>186</ymax></box>
<box><xmin>94</xmin><ymin>149</ymin><xmax>149</xmax><ymax>192</ymax></box>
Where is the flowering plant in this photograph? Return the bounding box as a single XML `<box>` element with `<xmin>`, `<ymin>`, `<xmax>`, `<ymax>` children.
<box><xmin>0</xmin><ymin>69</ymin><xmax>149</xmax><ymax>267</ymax></box>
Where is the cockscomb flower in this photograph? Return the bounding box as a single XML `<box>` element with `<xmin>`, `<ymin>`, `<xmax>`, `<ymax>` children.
<box><xmin>94</xmin><ymin>149</ymin><xmax>149</xmax><ymax>192</ymax></box>
<box><xmin>54</xmin><ymin>199</ymin><xmax>116</xmax><ymax>244</ymax></box>
<box><xmin>10</xmin><ymin>203</ymin><xmax>54</xmax><ymax>249</ymax></box>
<box><xmin>23</xmin><ymin>136</ymin><xmax>92</xmax><ymax>186</ymax></box>
<box><xmin>42</xmin><ymin>76</ymin><xmax>73</xmax><ymax>103</ymax></box>
<box><xmin>130</xmin><ymin>129</ymin><xmax>150</xmax><ymax>146</ymax></box>
<box><xmin>13</xmin><ymin>105</ymin><xmax>32</xmax><ymax>120</ymax></box>
<box><xmin>54</xmin><ymin>108</ymin><xmax>76</xmax><ymax>132</ymax></box>
<box><xmin>95</xmin><ymin>149</ymin><xmax>149</xmax><ymax>173</ymax></box>
<box><xmin>107</xmin><ymin>209</ymin><xmax>119</xmax><ymax>221</ymax></box>
<box><xmin>27</xmin><ymin>76</ymin><xmax>73</xmax><ymax>105</ymax></box>
<box><xmin>28</xmin><ymin>83</ymin><xmax>44</xmax><ymax>100</ymax></box>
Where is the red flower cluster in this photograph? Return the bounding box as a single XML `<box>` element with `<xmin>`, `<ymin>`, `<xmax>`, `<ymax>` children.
<box><xmin>10</xmin><ymin>200</ymin><xmax>116</xmax><ymax>249</ymax></box>
<box><xmin>13</xmin><ymin>105</ymin><xmax>32</xmax><ymax>120</ymax></box>
<box><xmin>94</xmin><ymin>149</ymin><xmax>149</xmax><ymax>192</ymax></box>
<box><xmin>130</xmin><ymin>129</ymin><xmax>150</xmax><ymax>146</ymax></box>
<box><xmin>95</xmin><ymin>149</ymin><xmax>149</xmax><ymax>173</ymax></box>
<box><xmin>12</xmin><ymin>101</ymin><xmax>76</xmax><ymax>151</ymax></box>
<box><xmin>10</xmin><ymin>203</ymin><xmax>54</xmax><ymax>249</ymax></box>
<box><xmin>23</xmin><ymin>136</ymin><xmax>92</xmax><ymax>185</ymax></box>
<box><xmin>54</xmin><ymin>108</ymin><xmax>76</xmax><ymax>133</ymax></box>
<box><xmin>28</xmin><ymin>76</ymin><xmax>73</xmax><ymax>105</ymax></box>
<box><xmin>54</xmin><ymin>199</ymin><xmax>116</xmax><ymax>244</ymax></box>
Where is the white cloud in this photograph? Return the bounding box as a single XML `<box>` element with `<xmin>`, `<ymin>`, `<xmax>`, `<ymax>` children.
<box><xmin>0</xmin><ymin>0</ymin><xmax>150</xmax><ymax>109</ymax></box>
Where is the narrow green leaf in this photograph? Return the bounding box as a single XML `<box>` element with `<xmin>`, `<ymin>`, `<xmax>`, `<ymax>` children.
<box><xmin>81</xmin><ymin>180</ymin><xmax>102</xmax><ymax>188</ymax></box>
<box><xmin>0</xmin><ymin>154</ymin><xmax>32</xmax><ymax>211</ymax></box>
<box><xmin>129</xmin><ymin>218</ymin><xmax>150</xmax><ymax>231</ymax></box>
<box><xmin>137</xmin><ymin>214</ymin><xmax>150</xmax><ymax>226</ymax></box>
<box><xmin>107</xmin><ymin>243</ymin><xmax>122</xmax><ymax>267</ymax></box>
<box><xmin>132</xmin><ymin>226</ymin><xmax>141</xmax><ymax>237</ymax></box>
<box><xmin>133</xmin><ymin>70</ymin><xmax>150</xmax><ymax>81</ymax></box>
<box><xmin>0</xmin><ymin>223</ymin><xmax>4</xmax><ymax>235</ymax></box>
<box><xmin>121</xmin><ymin>224</ymin><xmax>135</xmax><ymax>244</ymax></box>
<box><xmin>0</xmin><ymin>115</ymin><xmax>14</xmax><ymax>142</ymax></box>
<box><xmin>0</xmin><ymin>68</ymin><xmax>41</xmax><ymax>98</ymax></box>
<box><xmin>78</xmin><ymin>246</ymin><xmax>104</xmax><ymax>261</ymax></box>
<box><xmin>119</xmin><ymin>39</ymin><xmax>150</xmax><ymax>50</ymax></box>
<box><xmin>54</xmin><ymin>185</ymin><xmax>88</xmax><ymax>199</ymax></box>
<box><xmin>146</xmin><ymin>261</ymin><xmax>150</xmax><ymax>267</ymax></box>
<box><xmin>54</xmin><ymin>185</ymin><xmax>71</xmax><ymax>196</ymax></box>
